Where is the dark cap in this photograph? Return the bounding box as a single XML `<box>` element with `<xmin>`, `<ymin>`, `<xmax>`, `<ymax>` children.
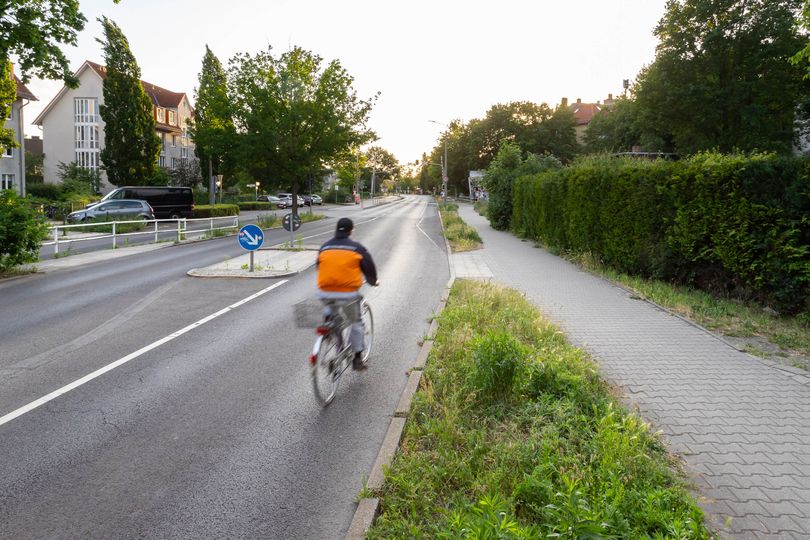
<box><xmin>336</xmin><ymin>217</ymin><xmax>354</xmax><ymax>233</ymax></box>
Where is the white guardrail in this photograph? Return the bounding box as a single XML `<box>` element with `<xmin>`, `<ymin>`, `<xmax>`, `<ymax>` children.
<box><xmin>43</xmin><ymin>216</ymin><xmax>240</xmax><ymax>255</ymax></box>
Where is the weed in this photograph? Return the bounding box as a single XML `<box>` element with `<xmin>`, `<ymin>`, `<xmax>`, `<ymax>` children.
<box><xmin>439</xmin><ymin>206</ymin><xmax>482</xmax><ymax>253</ymax></box>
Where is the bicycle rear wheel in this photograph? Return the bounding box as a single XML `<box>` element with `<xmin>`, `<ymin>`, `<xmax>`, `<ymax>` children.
<box><xmin>359</xmin><ymin>301</ymin><xmax>374</xmax><ymax>365</ymax></box>
<box><xmin>311</xmin><ymin>333</ymin><xmax>340</xmax><ymax>406</ymax></box>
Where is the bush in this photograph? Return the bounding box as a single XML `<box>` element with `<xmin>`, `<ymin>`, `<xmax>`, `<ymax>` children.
<box><xmin>0</xmin><ymin>190</ymin><xmax>49</xmax><ymax>271</ymax></box>
<box><xmin>26</xmin><ymin>183</ymin><xmax>62</xmax><ymax>200</ymax></box>
<box><xmin>237</xmin><ymin>202</ymin><xmax>275</xmax><ymax>211</ymax></box>
<box><xmin>193</xmin><ymin>204</ymin><xmax>239</xmax><ymax>218</ymax></box>
<box><xmin>511</xmin><ymin>153</ymin><xmax>810</xmax><ymax>313</ymax></box>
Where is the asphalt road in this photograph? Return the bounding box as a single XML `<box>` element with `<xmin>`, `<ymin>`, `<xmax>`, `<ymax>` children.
<box><xmin>0</xmin><ymin>195</ymin><xmax>449</xmax><ymax>538</ymax></box>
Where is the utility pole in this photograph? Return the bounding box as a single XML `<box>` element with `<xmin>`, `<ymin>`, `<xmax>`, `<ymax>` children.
<box><xmin>208</xmin><ymin>158</ymin><xmax>215</xmax><ymax>206</ymax></box>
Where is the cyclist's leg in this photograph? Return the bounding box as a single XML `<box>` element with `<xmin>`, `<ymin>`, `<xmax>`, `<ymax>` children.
<box><xmin>343</xmin><ymin>295</ymin><xmax>364</xmax><ymax>353</ymax></box>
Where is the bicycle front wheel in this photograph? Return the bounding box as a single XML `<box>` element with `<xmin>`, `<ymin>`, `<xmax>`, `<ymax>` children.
<box><xmin>311</xmin><ymin>333</ymin><xmax>340</xmax><ymax>406</ymax></box>
<box><xmin>360</xmin><ymin>301</ymin><xmax>374</xmax><ymax>365</ymax></box>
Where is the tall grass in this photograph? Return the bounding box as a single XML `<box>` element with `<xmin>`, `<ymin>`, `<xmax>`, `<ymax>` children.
<box><xmin>368</xmin><ymin>280</ymin><xmax>709</xmax><ymax>539</ymax></box>
<box><xmin>439</xmin><ymin>204</ymin><xmax>482</xmax><ymax>252</ymax></box>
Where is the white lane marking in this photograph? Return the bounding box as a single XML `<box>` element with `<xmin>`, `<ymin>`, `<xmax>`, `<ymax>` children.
<box><xmin>0</xmin><ymin>280</ymin><xmax>289</xmax><ymax>428</ymax></box>
<box><xmin>417</xmin><ymin>199</ymin><xmax>443</xmax><ymax>251</ymax></box>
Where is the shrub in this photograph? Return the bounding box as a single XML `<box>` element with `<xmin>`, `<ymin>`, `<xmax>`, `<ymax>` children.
<box><xmin>237</xmin><ymin>202</ymin><xmax>275</xmax><ymax>211</ymax></box>
<box><xmin>193</xmin><ymin>204</ymin><xmax>239</xmax><ymax>218</ymax></box>
<box><xmin>0</xmin><ymin>190</ymin><xmax>49</xmax><ymax>271</ymax></box>
<box><xmin>511</xmin><ymin>153</ymin><xmax>810</xmax><ymax>313</ymax></box>
<box><xmin>26</xmin><ymin>183</ymin><xmax>62</xmax><ymax>200</ymax></box>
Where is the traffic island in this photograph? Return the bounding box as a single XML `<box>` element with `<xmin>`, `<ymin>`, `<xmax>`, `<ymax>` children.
<box><xmin>187</xmin><ymin>246</ymin><xmax>319</xmax><ymax>278</ymax></box>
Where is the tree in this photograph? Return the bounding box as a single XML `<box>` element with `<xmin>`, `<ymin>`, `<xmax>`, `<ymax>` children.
<box><xmin>190</xmin><ymin>46</ymin><xmax>234</xmax><ymax>192</ymax></box>
<box><xmin>0</xmin><ymin>60</ymin><xmax>14</xmax><ymax>151</ymax></box>
<box><xmin>227</xmin><ymin>46</ymin><xmax>376</xmax><ymax>211</ymax></box>
<box><xmin>97</xmin><ymin>17</ymin><xmax>160</xmax><ymax>186</ymax></box>
<box><xmin>25</xmin><ymin>150</ymin><xmax>44</xmax><ymax>184</ymax></box>
<box><xmin>636</xmin><ymin>0</ymin><xmax>807</xmax><ymax>155</ymax></box>
<box><xmin>484</xmin><ymin>140</ymin><xmax>562</xmax><ymax>231</ymax></box>
<box><xmin>167</xmin><ymin>159</ymin><xmax>202</xmax><ymax>188</ymax></box>
<box><xmin>362</xmin><ymin>146</ymin><xmax>399</xmax><ymax>192</ymax></box>
<box><xmin>1</xmin><ymin>1</ymin><xmax>120</xmax><ymax>151</ymax></box>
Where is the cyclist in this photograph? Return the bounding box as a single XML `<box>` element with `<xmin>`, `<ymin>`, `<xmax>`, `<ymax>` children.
<box><xmin>316</xmin><ymin>217</ymin><xmax>378</xmax><ymax>370</ymax></box>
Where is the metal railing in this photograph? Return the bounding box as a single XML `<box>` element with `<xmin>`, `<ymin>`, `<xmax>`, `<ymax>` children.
<box><xmin>43</xmin><ymin>216</ymin><xmax>240</xmax><ymax>255</ymax></box>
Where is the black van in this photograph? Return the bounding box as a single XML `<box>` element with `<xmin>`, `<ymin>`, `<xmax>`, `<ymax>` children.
<box><xmin>90</xmin><ymin>186</ymin><xmax>194</xmax><ymax>219</ymax></box>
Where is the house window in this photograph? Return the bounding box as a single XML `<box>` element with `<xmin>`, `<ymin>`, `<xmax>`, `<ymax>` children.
<box><xmin>161</xmin><ymin>132</ymin><xmax>167</xmax><ymax>152</ymax></box>
<box><xmin>168</xmin><ymin>110</ymin><xmax>176</xmax><ymax>126</ymax></box>
<box><xmin>159</xmin><ymin>155</ymin><xmax>166</xmax><ymax>167</ymax></box>
<box><xmin>171</xmin><ymin>157</ymin><xmax>178</xmax><ymax>169</ymax></box>
<box><xmin>74</xmin><ymin>98</ymin><xmax>98</xmax><ymax>123</ymax></box>
<box><xmin>2</xmin><ymin>146</ymin><xmax>12</xmax><ymax>158</ymax></box>
<box><xmin>1</xmin><ymin>173</ymin><xmax>14</xmax><ymax>190</ymax></box>
<box><xmin>156</xmin><ymin>108</ymin><xmax>165</xmax><ymax>123</ymax></box>
<box><xmin>74</xmin><ymin>98</ymin><xmax>100</xmax><ymax>170</ymax></box>
<box><xmin>172</xmin><ymin>135</ymin><xmax>178</xmax><ymax>147</ymax></box>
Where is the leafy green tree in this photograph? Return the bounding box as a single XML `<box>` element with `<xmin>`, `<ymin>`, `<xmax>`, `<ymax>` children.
<box><xmin>0</xmin><ymin>60</ymin><xmax>15</xmax><ymax>151</ymax></box>
<box><xmin>25</xmin><ymin>150</ymin><xmax>44</xmax><ymax>184</ymax></box>
<box><xmin>0</xmin><ymin>190</ymin><xmax>48</xmax><ymax>272</ymax></box>
<box><xmin>227</xmin><ymin>46</ymin><xmax>376</xmax><ymax>209</ymax></box>
<box><xmin>484</xmin><ymin>140</ymin><xmax>562</xmax><ymax>231</ymax></box>
<box><xmin>1</xmin><ymin>1</ymin><xmax>120</xmax><ymax>150</ymax></box>
<box><xmin>361</xmin><ymin>146</ymin><xmax>399</xmax><ymax>191</ymax></box>
<box><xmin>97</xmin><ymin>17</ymin><xmax>160</xmax><ymax>186</ymax></box>
<box><xmin>636</xmin><ymin>0</ymin><xmax>807</xmax><ymax>155</ymax></box>
<box><xmin>190</xmin><ymin>45</ymin><xmax>234</xmax><ymax>195</ymax></box>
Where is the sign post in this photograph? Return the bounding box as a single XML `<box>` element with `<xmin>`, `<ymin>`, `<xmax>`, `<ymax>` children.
<box><xmin>238</xmin><ymin>224</ymin><xmax>264</xmax><ymax>272</ymax></box>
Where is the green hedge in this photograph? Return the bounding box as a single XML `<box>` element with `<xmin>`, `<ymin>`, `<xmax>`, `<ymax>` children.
<box><xmin>237</xmin><ymin>201</ymin><xmax>276</xmax><ymax>211</ymax></box>
<box><xmin>193</xmin><ymin>204</ymin><xmax>239</xmax><ymax>218</ymax></box>
<box><xmin>512</xmin><ymin>153</ymin><xmax>810</xmax><ymax>313</ymax></box>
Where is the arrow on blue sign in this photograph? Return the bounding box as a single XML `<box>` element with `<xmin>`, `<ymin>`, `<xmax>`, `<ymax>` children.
<box><xmin>238</xmin><ymin>224</ymin><xmax>264</xmax><ymax>251</ymax></box>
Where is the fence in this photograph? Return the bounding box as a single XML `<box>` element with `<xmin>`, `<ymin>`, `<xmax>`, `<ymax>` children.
<box><xmin>43</xmin><ymin>216</ymin><xmax>240</xmax><ymax>255</ymax></box>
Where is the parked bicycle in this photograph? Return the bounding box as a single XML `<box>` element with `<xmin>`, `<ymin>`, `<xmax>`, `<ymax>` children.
<box><xmin>298</xmin><ymin>296</ymin><xmax>374</xmax><ymax>406</ymax></box>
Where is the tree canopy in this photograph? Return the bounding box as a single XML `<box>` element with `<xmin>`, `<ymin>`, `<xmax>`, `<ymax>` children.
<box><xmin>97</xmin><ymin>16</ymin><xmax>160</xmax><ymax>186</ymax></box>
<box><xmin>191</xmin><ymin>45</ymin><xmax>234</xmax><ymax>185</ymax></box>
<box><xmin>590</xmin><ymin>0</ymin><xmax>809</xmax><ymax>156</ymax></box>
<box><xmin>226</xmin><ymin>46</ymin><xmax>376</xmax><ymax>200</ymax></box>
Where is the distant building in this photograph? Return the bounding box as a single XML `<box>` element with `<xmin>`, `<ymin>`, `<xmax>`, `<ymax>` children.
<box><xmin>32</xmin><ymin>60</ymin><xmax>196</xmax><ymax>192</ymax></box>
<box><xmin>560</xmin><ymin>94</ymin><xmax>617</xmax><ymax>144</ymax></box>
<box><xmin>1</xmin><ymin>67</ymin><xmax>38</xmax><ymax>196</ymax></box>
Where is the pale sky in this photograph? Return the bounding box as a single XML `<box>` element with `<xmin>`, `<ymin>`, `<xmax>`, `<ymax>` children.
<box><xmin>22</xmin><ymin>0</ymin><xmax>668</xmax><ymax>164</ymax></box>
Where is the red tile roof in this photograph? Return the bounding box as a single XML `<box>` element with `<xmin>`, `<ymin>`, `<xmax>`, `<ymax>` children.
<box><xmin>85</xmin><ymin>60</ymin><xmax>186</xmax><ymax>108</ymax></box>
<box><xmin>570</xmin><ymin>102</ymin><xmax>602</xmax><ymax>126</ymax></box>
<box><xmin>13</xmin><ymin>75</ymin><xmax>37</xmax><ymax>101</ymax></box>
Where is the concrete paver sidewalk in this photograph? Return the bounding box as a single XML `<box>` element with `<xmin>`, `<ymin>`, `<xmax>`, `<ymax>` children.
<box><xmin>455</xmin><ymin>204</ymin><xmax>810</xmax><ymax>539</ymax></box>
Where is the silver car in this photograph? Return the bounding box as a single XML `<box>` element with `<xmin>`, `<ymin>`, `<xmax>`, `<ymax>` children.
<box><xmin>67</xmin><ymin>199</ymin><xmax>155</xmax><ymax>223</ymax></box>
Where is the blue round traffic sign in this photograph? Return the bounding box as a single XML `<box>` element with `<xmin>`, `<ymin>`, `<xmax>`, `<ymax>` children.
<box><xmin>238</xmin><ymin>224</ymin><xmax>264</xmax><ymax>251</ymax></box>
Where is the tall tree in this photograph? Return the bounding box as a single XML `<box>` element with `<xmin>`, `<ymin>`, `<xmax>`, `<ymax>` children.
<box><xmin>227</xmin><ymin>46</ymin><xmax>376</xmax><ymax>211</ymax></box>
<box><xmin>0</xmin><ymin>60</ymin><xmax>14</xmax><ymax>151</ymax></box>
<box><xmin>97</xmin><ymin>17</ymin><xmax>160</xmax><ymax>186</ymax></box>
<box><xmin>0</xmin><ymin>1</ymin><xmax>120</xmax><ymax>151</ymax></box>
<box><xmin>190</xmin><ymin>45</ymin><xmax>234</xmax><ymax>190</ymax></box>
<box><xmin>636</xmin><ymin>0</ymin><xmax>807</xmax><ymax>155</ymax></box>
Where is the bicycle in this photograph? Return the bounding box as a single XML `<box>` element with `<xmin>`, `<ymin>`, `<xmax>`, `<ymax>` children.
<box><xmin>307</xmin><ymin>296</ymin><xmax>374</xmax><ymax>406</ymax></box>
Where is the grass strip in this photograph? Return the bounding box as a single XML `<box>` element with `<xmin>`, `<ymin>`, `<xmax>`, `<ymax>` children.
<box><xmin>439</xmin><ymin>203</ymin><xmax>482</xmax><ymax>252</ymax></box>
<box><xmin>568</xmin><ymin>252</ymin><xmax>810</xmax><ymax>370</ymax></box>
<box><xmin>369</xmin><ymin>280</ymin><xmax>709</xmax><ymax>539</ymax></box>
<box><xmin>80</xmin><ymin>220</ymin><xmax>147</xmax><ymax>234</ymax></box>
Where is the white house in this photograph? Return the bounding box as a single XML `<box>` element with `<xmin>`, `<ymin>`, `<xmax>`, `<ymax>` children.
<box><xmin>1</xmin><ymin>70</ymin><xmax>38</xmax><ymax>196</ymax></box>
<box><xmin>33</xmin><ymin>60</ymin><xmax>196</xmax><ymax>192</ymax></box>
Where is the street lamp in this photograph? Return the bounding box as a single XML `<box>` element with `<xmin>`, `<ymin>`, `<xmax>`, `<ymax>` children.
<box><xmin>255</xmin><ymin>181</ymin><xmax>260</xmax><ymax>200</ymax></box>
<box><xmin>428</xmin><ymin>119</ymin><xmax>448</xmax><ymax>203</ymax></box>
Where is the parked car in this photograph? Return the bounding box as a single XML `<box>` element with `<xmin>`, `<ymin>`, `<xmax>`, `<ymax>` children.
<box><xmin>310</xmin><ymin>194</ymin><xmax>323</xmax><ymax>205</ymax></box>
<box><xmin>87</xmin><ymin>186</ymin><xmax>193</xmax><ymax>219</ymax></box>
<box><xmin>258</xmin><ymin>195</ymin><xmax>287</xmax><ymax>208</ymax></box>
<box><xmin>68</xmin><ymin>200</ymin><xmax>155</xmax><ymax>223</ymax></box>
<box><xmin>277</xmin><ymin>193</ymin><xmax>305</xmax><ymax>207</ymax></box>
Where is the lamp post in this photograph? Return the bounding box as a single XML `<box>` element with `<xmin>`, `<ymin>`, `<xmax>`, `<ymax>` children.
<box><xmin>428</xmin><ymin>120</ymin><xmax>448</xmax><ymax>203</ymax></box>
<box><xmin>254</xmin><ymin>181</ymin><xmax>260</xmax><ymax>200</ymax></box>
